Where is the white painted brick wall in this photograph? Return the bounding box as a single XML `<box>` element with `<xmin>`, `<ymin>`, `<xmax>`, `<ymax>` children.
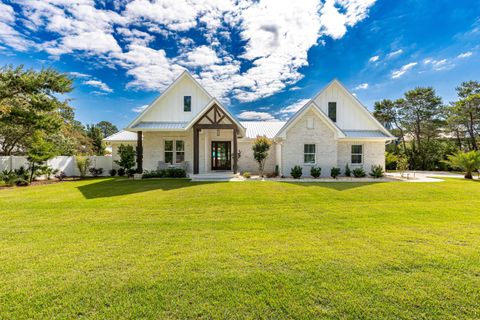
<box><xmin>142</xmin><ymin>131</ymin><xmax>193</xmax><ymax>172</ymax></box>
<box><xmin>237</xmin><ymin>140</ymin><xmax>277</xmax><ymax>175</ymax></box>
<box><xmin>337</xmin><ymin>141</ymin><xmax>386</xmax><ymax>173</ymax></box>
<box><xmin>281</xmin><ymin>110</ymin><xmax>338</xmax><ymax>177</ymax></box>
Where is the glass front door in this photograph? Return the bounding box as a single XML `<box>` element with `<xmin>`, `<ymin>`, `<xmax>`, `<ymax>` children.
<box><xmin>211</xmin><ymin>141</ymin><xmax>231</xmax><ymax>170</ymax></box>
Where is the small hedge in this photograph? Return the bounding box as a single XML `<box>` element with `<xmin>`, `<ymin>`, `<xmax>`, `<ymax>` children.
<box><xmin>369</xmin><ymin>165</ymin><xmax>385</xmax><ymax>178</ymax></box>
<box><xmin>290</xmin><ymin>165</ymin><xmax>303</xmax><ymax>179</ymax></box>
<box><xmin>352</xmin><ymin>167</ymin><xmax>366</xmax><ymax>178</ymax></box>
<box><xmin>330</xmin><ymin>167</ymin><xmax>341</xmax><ymax>179</ymax></box>
<box><xmin>310</xmin><ymin>166</ymin><xmax>321</xmax><ymax>178</ymax></box>
<box><xmin>142</xmin><ymin>168</ymin><xmax>187</xmax><ymax>179</ymax></box>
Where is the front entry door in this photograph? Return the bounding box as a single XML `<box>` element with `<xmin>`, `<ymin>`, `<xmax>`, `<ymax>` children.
<box><xmin>211</xmin><ymin>141</ymin><xmax>231</xmax><ymax>170</ymax></box>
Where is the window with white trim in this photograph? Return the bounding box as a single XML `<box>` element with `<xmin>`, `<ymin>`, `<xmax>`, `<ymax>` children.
<box><xmin>175</xmin><ymin>140</ymin><xmax>185</xmax><ymax>163</ymax></box>
<box><xmin>351</xmin><ymin>145</ymin><xmax>363</xmax><ymax>164</ymax></box>
<box><xmin>304</xmin><ymin>144</ymin><xmax>316</xmax><ymax>164</ymax></box>
<box><xmin>165</xmin><ymin>140</ymin><xmax>185</xmax><ymax>164</ymax></box>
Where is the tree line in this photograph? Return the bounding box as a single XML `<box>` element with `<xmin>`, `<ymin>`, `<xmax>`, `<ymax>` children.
<box><xmin>0</xmin><ymin>65</ymin><xmax>118</xmax><ymax>157</ymax></box>
<box><xmin>373</xmin><ymin>81</ymin><xmax>480</xmax><ymax>171</ymax></box>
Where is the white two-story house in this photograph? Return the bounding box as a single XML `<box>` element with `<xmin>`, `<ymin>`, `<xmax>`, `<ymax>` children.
<box><xmin>104</xmin><ymin>71</ymin><xmax>395</xmax><ymax>177</ymax></box>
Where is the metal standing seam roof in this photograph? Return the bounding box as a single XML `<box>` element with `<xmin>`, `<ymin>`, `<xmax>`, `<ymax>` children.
<box><xmin>240</xmin><ymin>121</ymin><xmax>286</xmax><ymax>139</ymax></box>
<box><xmin>131</xmin><ymin>121</ymin><xmax>189</xmax><ymax>129</ymax></box>
<box><xmin>342</xmin><ymin>130</ymin><xmax>391</xmax><ymax>138</ymax></box>
<box><xmin>104</xmin><ymin>126</ymin><xmax>392</xmax><ymax>142</ymax></box>
<box><xmin>103</xmin><ymin>130</ymin><xmax>137</xmax><ymax>142</ymax></box>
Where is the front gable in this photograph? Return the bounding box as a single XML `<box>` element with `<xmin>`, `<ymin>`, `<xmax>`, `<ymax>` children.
<box><xmin>127</xmin><ymin>71</ymin><xmax>212</xmax><ymax>128</ymax></box>
<box><xmin>312</xmin><ymin>80</ymin><xmax>392</xmax><ymax>136</ymax></box>
<box><xmin>276</xmin><ymin>102</ymin><xmax>345</xmax><ymax>139</ymax></box>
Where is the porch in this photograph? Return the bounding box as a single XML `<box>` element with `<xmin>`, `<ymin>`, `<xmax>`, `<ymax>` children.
<box><xmin>134</xmin><ymin>103</ymin><xmax>244</xmax><ymax>175</ymax></box>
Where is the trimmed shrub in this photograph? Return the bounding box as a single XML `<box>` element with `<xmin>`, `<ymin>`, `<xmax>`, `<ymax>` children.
<box><xmin>291</xmin><ymin>165</ymin><xmax>303</xmax><ymax>179</ymax></box>
<box><xmin>55</xmin><ymin>171</ymin><xmax>67</xmax><ymax>181</ymax></box>
<box><xmin>142</xmin><ymin>168</ymin><xmax>187</xmax><ymax>179</ymax></box>
<box><xmin>242</xmin><ymin>171</ymin><xmax>251</xmax><ymax>179</ymax></box>
<box><xmin>143</xmin><ymin>170</ymin><xmax>164</xmax><ymax>179</ymax></box>
<box><xmin>75</xmin><ymin>156</ymin><xmax>91</xmax><ymax>178</ymax></box>
<box><xmin>117</xmin><ymin>168</ymin><xmax>126</xmax><ymax>176</ymax></box>
<box><xmin>352</xmin><ymin>167</ymin><xmax>366</xmax><ymax>178</ymax></box>
<box><xmin>369</xmin><ymin>165</ymin><xmax>385</xmax><ymax>178</ymax></box>
<box><xmin>127</xmin><ymin>168</ymin><xmax>136</xmax><ymax>178</ymax></box>
<box><xmin>89</xmin><ymin>168</ymin><xmax>103</xmax><ymax>177</ymax></box>
<box><xmin>0</xmin><ymin>169</ymin><xmax>30</xmax><ymax>186</ymax></box>
<box><xmin>330</xmin><ymin>167</ymin><xmax>341</xmax><ymax>179</ymax></box>
<box><xmin>109</xmin><ymin>169</ymin><xmax>117</xmax><ymax>177</ymax></box>
<box><xmin>345</xmin><ymin>164</ymin><xmax>351</xmax><ymax>177</ymax></box>
<box><xmin>274</xmin><ymin>165</ymin><xmax>279</xmax><ymax>177</ymax></box>
<box><xmin>165</xmin><ymin>167</ymin><xmax>186</xmax><ymax>178</ymax></box>
<box><xmin>310</xmin><ymin>166</ymin><xmax>321</xmax><ymax>178</ymax></box>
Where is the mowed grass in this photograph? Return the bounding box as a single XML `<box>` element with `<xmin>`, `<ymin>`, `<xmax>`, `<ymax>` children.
<box><xmin>0</xmin><ymin>178</ymin><xmax>479</xmax><ymax>319</ymax></box>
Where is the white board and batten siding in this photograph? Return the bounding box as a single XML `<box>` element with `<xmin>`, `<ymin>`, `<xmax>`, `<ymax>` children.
<box><xmin>313</xmin><ymin>81</ymin><xmax>379</xmax><ymax>131</ymax></box>
<box><xmin>139</xmin><ymin>75</ymin><xmax>211</xmax><ymax>124</ymax></box>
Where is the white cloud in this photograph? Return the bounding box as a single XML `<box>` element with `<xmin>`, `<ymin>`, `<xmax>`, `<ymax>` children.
<box><xmin>457</xmin><ymin>51</ymin><xmax>473</xmax><ymax>58</ymax></box>
<box><xmin>179</xmin><ymin>45</ymin><xmax>221</xmax><ymax>67</ymax></box>
<box><xmin>354</xmin><ymin>83</ymin><xmax>368</xmax><ymax>90</ymax></box>
<box><xmin>387</xmin><ymin>49</ymin><xmax>403</xmax><ymax>58</ymax></box>
<box><xmin>369</xmin><ymin>55</ymin><xmax>379</xmax><ymax>63</ymax></box>
<box><xmin>391</xmin><ymin>62</ymin><xmax>417</xmax><ymax>79</ymax></box>
<box><xmin>320</xmin><ymin>0</ymin><xmax>376</xmax><ymax>39</ymax></box>
<box><xmin>424</xmin><ymin>58</ymin><xmax>453</xmax><ymax>71</ymax></box>
<box><xmin>46</xmin><ymin>31</ymin><xmax>122</xmax><ymax>55</ymax></box>
<box><xmin>0</xmin><ymin>3</ymin><xmax>15</xmax><ymax>24</ymax></box>
<box><xmin>0</xmin><ymin>22</ymin><xmax>34</xmax><ymax>51</ymax></box>
<box><xmin>278</xmin><ymin>98</ymin><xmax>311</xmax><ymax>115</ymax></box>
<box><xmin>132</xmin><ymin>104</ymin><xmax>149</xmax><ymax>113</ymax></box>
<box><xmin>83</xmin><ymin>80</ymin><xmax>113</xmax><ymax>93</ymax></box>
<box><xmin>5</xmin><ymin>0</ymin><xmax>378</xmax><ymax>103</ymax></box>
<box><xmin>68</xmin><ymin>71</ymin><xmax>90</xmax><ymax>78</ymax></box>
<box><xmin>237</xmin><ymin>111</ymin><xmax>277</xmax><ymax>121</ymax></box>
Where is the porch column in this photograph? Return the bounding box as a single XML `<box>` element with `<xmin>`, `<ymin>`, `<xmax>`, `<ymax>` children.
<box><xmin>193</xmin><ymin>126</ymin><xmax>200</xmax><ymax>174</ymax></box>
<box><xmin>233</xmin><ymin>128</ymin><xmax>238</xmax><ymax>174</ymax></box>
<box><xmin>136</xmin><ymin>131</ymin><xmax>143</xmax><ymax>173</ymax></box>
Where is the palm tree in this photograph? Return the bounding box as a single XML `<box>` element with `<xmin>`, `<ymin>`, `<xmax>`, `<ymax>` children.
<box><xmin>443</xmin><ymin>151</ymin><xmax>480</xmax><ymax>179</ymax></box>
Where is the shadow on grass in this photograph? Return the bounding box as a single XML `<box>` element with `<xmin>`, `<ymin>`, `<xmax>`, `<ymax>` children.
<box><xmin>77</xmin><ymin>178</ymin><xmax>218</xmax><ymax>199</ymax></box>
<box><xmin>279</xmin><ymin>181</ymin><xmax>386</xmax><ymax>191</ymax></box>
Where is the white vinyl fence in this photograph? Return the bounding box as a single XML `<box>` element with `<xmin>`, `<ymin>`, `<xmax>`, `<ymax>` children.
<box><xmin>0</xmin><ymin>156</ymin><xmax>113</xmax><ymax>177</ymax></box>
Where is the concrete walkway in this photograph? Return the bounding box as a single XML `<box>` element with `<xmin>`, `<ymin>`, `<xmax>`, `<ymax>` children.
<box><xmin>189</xmin><ymin>171</ymin><xmax>474</xmax><ymax>183</ymax></box>
<box><xmin>387</xmin><ymin>171</ymin><xmax>476</xmax><ymax>182</ymax></box>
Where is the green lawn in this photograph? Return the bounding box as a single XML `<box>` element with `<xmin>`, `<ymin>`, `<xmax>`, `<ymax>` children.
<box><xmin>1</xmin><ymin>178</ymin><xmax>479</xmax><ymax>319</ymax></box>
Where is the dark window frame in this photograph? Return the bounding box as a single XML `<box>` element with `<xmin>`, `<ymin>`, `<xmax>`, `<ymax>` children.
<box><xmin>328</xmin><ymin>102</ymin><xmax>337</xmax><ymax>122</ymax></box>
<box><xmin>184</xmin><ymin>96</ymin><xmax>192</xmax><ymax>112</ymax></box>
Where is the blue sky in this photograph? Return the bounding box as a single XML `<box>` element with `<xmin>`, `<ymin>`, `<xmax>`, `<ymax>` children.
<box><xmin>0</xmin><ymin>0</ymin><xmax>479</xmax><ymax>129</ymax></box>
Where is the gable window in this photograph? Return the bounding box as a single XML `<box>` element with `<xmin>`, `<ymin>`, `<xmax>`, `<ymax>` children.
<box><xmin>165</xmin><ymin>140</ymin><xmax>185</xmax><ymax>164</ymax></box>
<box><xmin>304</xmin><ymin>144</ymin><xmax>316</xmax><ymax>164</ymax></box>
<box><xmin>351</xmin><ymin>145</ymin><xmax>363</xmax><ymax>164</ymax></box>
<box><xmin>184</xmin><ymin>96</ymin><xmax>191</xmax><ymax>112</ymax></box>
<box><xmin>328</xmin><ymin>102</ymin><xmax>337</xmax><ymax>122</ymax></box>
